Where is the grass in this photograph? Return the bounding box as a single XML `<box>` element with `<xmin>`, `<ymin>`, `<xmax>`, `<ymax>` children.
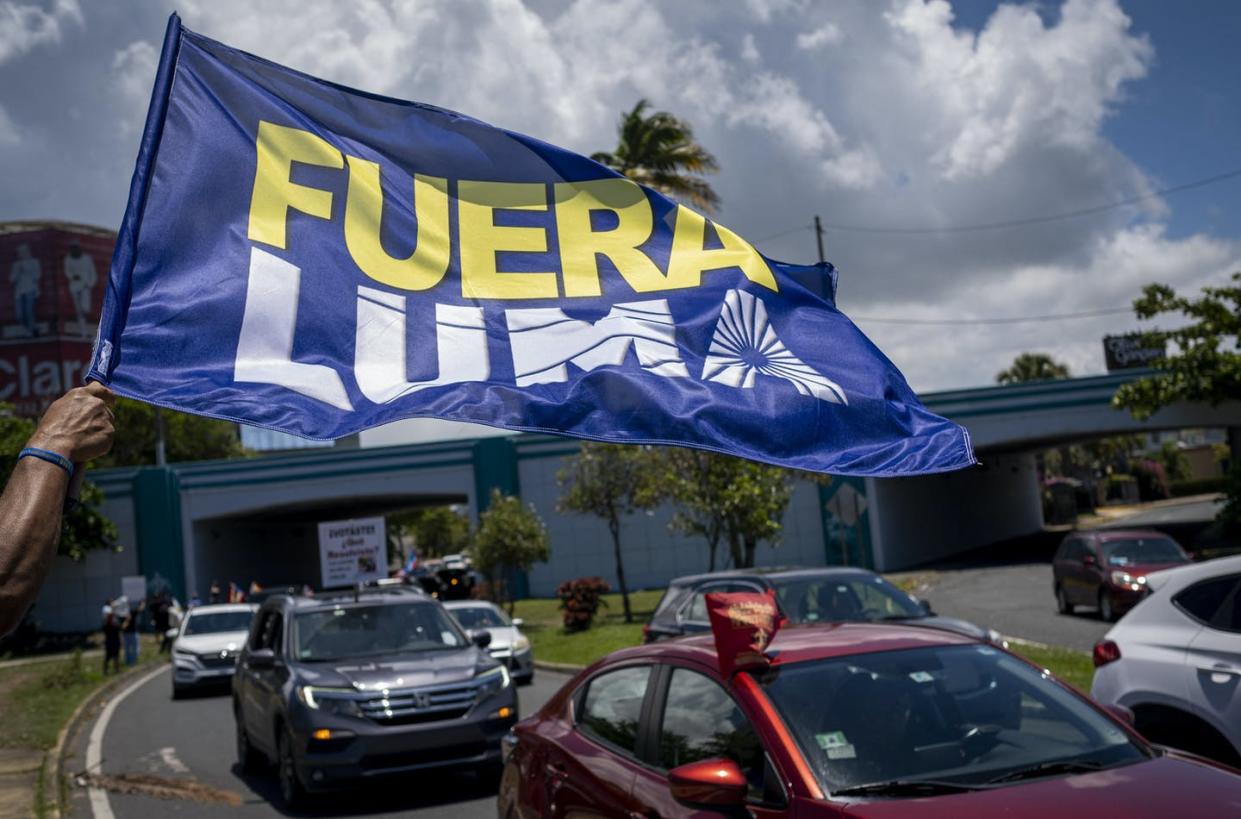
<box><xmin>1008</xmin><ymin>641</ymin><xmax>1095</xmax><ymax>692</ymax></box>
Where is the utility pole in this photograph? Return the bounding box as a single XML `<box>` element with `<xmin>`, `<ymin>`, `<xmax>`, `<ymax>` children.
<box><xmin>813</xmin><ymin>214</ymin><xmax>826</xmax><ymax>265</ymax></box>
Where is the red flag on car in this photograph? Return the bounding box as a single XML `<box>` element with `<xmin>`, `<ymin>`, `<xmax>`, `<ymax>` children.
<box><xmin>705</xmin><ymin>590</ymin><xmax>785</xmax><ymax>677</ymax></box>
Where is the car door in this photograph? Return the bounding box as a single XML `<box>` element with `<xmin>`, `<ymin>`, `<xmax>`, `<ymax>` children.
<box><xmin>245</xmin><ymin>608</ymin><xmax>286</xmax><ymax>755</ymax></box>
<box><xmin>238</xmin><ymin>608</ymin><xmax>274</xmax><ymax>748</ymax></box>
<box><xmin>1182</xmin><ymin>574</ymin><xmax>1241</xmax><ymax>753</ymax></box>
<box><xmin>629</xmin><ymin>663</ymin><xmax>789</xmax><ymax>819</ymax></box>
<box><xmin>544</xmin><ymin>664</ymin><xmax>655</xmax><ymax>818</ymax></box>
<box><xmin>677</xmin><ymin>581</ymin><xmax>766</xmax><ymax>635</ymax></box>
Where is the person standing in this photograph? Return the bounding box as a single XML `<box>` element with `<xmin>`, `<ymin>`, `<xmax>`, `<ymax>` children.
<box><xmin>121</xmin><ymin>599</ymin><xmax>142</xmax><ymax>666</ymax></box>
<box><xmin>62</xmin><ymin>241</ymin><xmax>97</xmax><ymax>338</ymax></box>
<box><xmin>101</xmin><ymin>600</ymin><xmax>121</xmax><ymax>674</ymax></box>
<box><xmin>9</xmin><ymin>243</ymin><xmax>41</xmax><ymax>337</ymax></box>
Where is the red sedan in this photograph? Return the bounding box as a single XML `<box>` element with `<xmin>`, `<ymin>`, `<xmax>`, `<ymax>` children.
<box><xmin>499</xmin><ymin>622</ymin><xmax>1241</xmax><ymax>818</ymax></box>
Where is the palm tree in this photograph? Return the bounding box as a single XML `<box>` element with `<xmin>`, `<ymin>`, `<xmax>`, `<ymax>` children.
<box><xmin>996</xmin><ymin>352</ymin><xmax>1072</xmax><ymax>384</ymax></box>
<box><xmin>592</xmin><ymin>99</ymin><xmax>720</xmax><ymax>212</ymax></box>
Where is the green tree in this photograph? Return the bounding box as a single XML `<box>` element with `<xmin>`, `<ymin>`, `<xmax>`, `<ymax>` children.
<box><xmin>387</xmin><ymin>504</ymin><xmax>470</xmax><ymax>563</ymax></box>
<box><xmin>1113</xmin><ymin>274</ymin><xmax>1241</xmax><ymax>531</ymax></box>
<box><xmin>996</xmin><ymin>353</ymin><xmax>1072</xmax><ymax>385</ymax></box>
<box><xmin>95</xmin><ymin>398</ymin><xmax>246</xmax><ymax>467</ymax></box>
<box><xmin>1156</xmin><ymin>441</ymin><xmax>1192</xmax><ymax>484</ymax></box>
<box><xmin>557</xmin><ymin>443</ymin><xmax>660</xmax><ymax>623</ymax></box>
<box><xmin>470</xmin><ymin>490</ymin><xmax>549</xmax><ymax>614</ymax></box>
<box><xmin>0</xmin><ymin>404</ymin><xmax>116</xmax><ymax>561</ymax></box>
<box><xmin>592</xmin><ymin>99</ymin><xmax>721</xmax><ymax>213</ymax></box>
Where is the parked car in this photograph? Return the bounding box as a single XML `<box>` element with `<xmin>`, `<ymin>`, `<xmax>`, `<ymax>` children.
<box><xmin>643</xmin><ymin>567</ymin><xmax>1001</xmax><ymax>644</ymax></box>
<box><xmin>1052</xmin><ymin>529</ymin><xmax>1191</xmax><ymax>621</ymax></box>
<box><xmin>170</xmin><ymin>603</ymin><xmax>256</xmax><ymax>697</ymax></box>
<box><xmin>443</xmin><ymin>600</ymin><xmax>534</xmax><ymax>684</ymax></box>
<box><xmin>1091</xmin><ymin>554</ymin><xmax>1241</xmax><ymax>767</ymax></box>
<box><xmin>500</xmin><ymin>621</ymin><xmax>1241</xmax><ymax>818</ymax></box>
<box><xmin>232</xmin><ymin>587</ymin><xmax>517</xmax><ymax>808</ymax></box>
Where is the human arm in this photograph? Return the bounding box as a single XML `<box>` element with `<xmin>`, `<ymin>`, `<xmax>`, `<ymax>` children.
<box><xmin>0</xmin><ymin>382</ymin><xmax>115</xmax><ymax>635</ymax></box>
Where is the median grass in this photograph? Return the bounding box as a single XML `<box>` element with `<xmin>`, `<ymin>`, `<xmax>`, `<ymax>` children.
<box><xmin>515</xmin><ymin>590</ymin><xmax>1096</xmax><ymax>693</ymax></box>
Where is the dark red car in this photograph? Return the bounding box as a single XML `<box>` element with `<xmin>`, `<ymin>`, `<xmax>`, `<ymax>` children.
<box><xmin>498</xmin><ymin>622</ymin><xmax>1241</xmax><ymax>818</ymax></box>
<box><xmin>1053</xmin><ymin>529</ymin><xmax>1191</xmax><ymax>621</ymax></box>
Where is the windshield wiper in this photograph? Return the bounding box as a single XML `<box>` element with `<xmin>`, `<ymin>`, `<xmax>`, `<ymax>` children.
<box><xmin>985</xmin><ymin>759</ymin><xmax>1108</xmax><ymax>785</ymax></box>
<box><xmin>833</xmin><ymin>778</ymin><xmax>985</xmax><ymax>797</ymax></box>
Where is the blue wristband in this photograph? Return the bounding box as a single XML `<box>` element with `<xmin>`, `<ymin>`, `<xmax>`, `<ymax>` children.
<box><xmin>18</xmin><ymin>447</ymin><xmax>75</xmax><ymax>478</ymax></box>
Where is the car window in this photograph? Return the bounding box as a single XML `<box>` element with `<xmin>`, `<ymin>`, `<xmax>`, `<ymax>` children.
<box><xmin>450</xmin><ymin>606</ymin><xmax>510</xmax><ymax>629</ymax></box>
<box><xmin>775</xmin><ymin>575</ymin><xmax>922</xmax><ymax>624</ymax></box>
<box><xmin>1103</xmin><ymin>537</ymin><xmax>1187</xmax><ymax>567</ymax></box>
<box><xmin>579</xmin><ymin>666</ymin><xmax>652</xmax><ymax>755</ymax></box>
<box><xmin>183</xmin><ymin>611</ymin><xmax>254</xmax><ymax>635</ymax></box>
<box><xmin>1056</xmin><ymin>538</ymin><xmax>1078</xmax><ymax>561</ymax></box>
<box><xmin>658</xmin><ymin>668</ymin><xmax>767</xmax><ymax>799</ymax></box>
<box><xmin>294</xmin><ymin>602</ymin><xmax>466</xmax><ymax>661</ymax></box>
<box><xmin>1175</xmin><ymin>575</ymin><xmax>1241</xmax><ymax>631</ymax></box>
<box><xmin>249</xmin><ymin>610</ymin><xmax>275</xmax><ymax>650</ymax></box>
<box><xmin>683</xmin><ymin>583</ymin><xmax>763</xmax><ymax>623</ymax></box>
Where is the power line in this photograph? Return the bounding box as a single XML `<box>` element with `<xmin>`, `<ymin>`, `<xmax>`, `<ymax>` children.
<box><xmin>851</xmin><ymin>306</ymin><xmax>1134</xmax><ymax>325</ymax></box>
<box><xmin>751</xmin><ymin>224</ymin><xmax>812</xmax><ymax>243</ymax></box>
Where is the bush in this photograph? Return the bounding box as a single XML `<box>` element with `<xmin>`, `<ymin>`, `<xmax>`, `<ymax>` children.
<box><xmin>556</xmin><ymin>577</ymin><xmax>610</xmax><ymax>632</ymax></box>
<box><xmin>1170</xmin><ymin>477</ymin><xmax>1230</xmax><ymax>497</ymax></box>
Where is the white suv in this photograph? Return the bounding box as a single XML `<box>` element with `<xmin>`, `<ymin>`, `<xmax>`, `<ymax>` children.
<box><xmin>1091</xmin><ymin>555</ymin><xmax>1241</xmax><ymax>767</ymax></box>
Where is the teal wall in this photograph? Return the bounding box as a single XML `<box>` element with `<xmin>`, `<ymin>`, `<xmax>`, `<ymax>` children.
<box><xmin>132</xmin><ymin>466</ymin><xmax>186</xmax><ymax>600</ymax></box>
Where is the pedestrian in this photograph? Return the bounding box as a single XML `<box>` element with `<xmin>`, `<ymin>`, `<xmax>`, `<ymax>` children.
<box><xmin>209</xmin><ymin>580</ymin><xmax>221</xmax><ymax>604</ymax></box>
<box><xmin>121</xmin><ymin>598</ymin><xmax>142</xmax><ymax>666</ymax></box>
<box><xmin>102</xmin><ymin>600</ymin><xmax>121</xmax><ymax>674</ymax></box>
<box><xmin>188</xmin><ymin>590</ymin><xmax>202</xmax><ymax>609</ymax></box>
<box><xmin>0</xmin><ymin>383</ymin><xmax>116</xmax><ymax>636</ymax></box>
<box><xmin>152</xmin><ymin>592</ymin><xmax>172</xmax><ymax>653</ymax></box>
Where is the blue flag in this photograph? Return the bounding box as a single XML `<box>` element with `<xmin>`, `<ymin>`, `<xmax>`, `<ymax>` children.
<box><xmin>92</xmin><ymin>14</ymin><xmax>976</xmax><ymax>477</ymax></box>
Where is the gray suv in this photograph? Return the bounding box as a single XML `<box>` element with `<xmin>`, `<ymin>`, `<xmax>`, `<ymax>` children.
<box><xmin>232</xmin><ymin>587</ymin><xmax>517</xmax><ymax>807</ymax></box>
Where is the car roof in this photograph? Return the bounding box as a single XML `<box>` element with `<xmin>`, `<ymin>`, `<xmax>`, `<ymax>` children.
<box><xmin>604</xmin><ymin>621</ymin><xmax>976</xmax><ymax>670</ymax></box>
<box><xmin>271</xmin><ymin>588</ymin><xmax>433</xmax><ymax>611</ymax></box>
<box><xmin>667</xmin><ymin>566</ymin><xmax>877</xmax><ymax>586</ymax></box>
<box><xmin>186</xmin><ymin>603</ymin><xmax>255</xmax><ymax>614</ymax></box>
<box><xmin>1086</xmin><ymin>529</ymin><xmax>1179</xmax><ymax>542</ymax></box>
<box><xmin>441</xmin><ymin>600</ymin><xmax>499</xmax><ymax>610</ymax></box>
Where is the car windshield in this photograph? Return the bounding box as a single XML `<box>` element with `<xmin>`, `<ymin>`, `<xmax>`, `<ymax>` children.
<box><xmin>183</xmin><ymin>611</ymin><xmax>253</xmax><ymax>635</ymax></box>
<box><xmin>450</xmin><ymin>606</ymin><xmax>510</xmax><ymax>629</ymax></box>
<box><xmin>773</xmin><ymin>574</ymin><xmax>923</xmax><ymax>624</ymax></box>
<box><xmin>1104</xmin><ymin>537</ymin><xmax>1186</xmax><ymax>566</ymax></box>
<box><xmin>293</xmin><ymin>602</ymin><xmax>467</xmax><ymax>661</ymax></box>
<box><xmin>761</xmin><ymin>644</ymin><xmax>1146</xmax><ymax>796</ymax></box>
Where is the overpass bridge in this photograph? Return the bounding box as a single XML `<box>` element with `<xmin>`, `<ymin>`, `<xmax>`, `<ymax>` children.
<box><xmin>35</xmin><ymin>371</ymin><xmax>1239</xmax><ymax>631</ymax></box>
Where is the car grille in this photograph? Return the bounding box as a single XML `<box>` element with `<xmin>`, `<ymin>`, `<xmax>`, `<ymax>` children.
<box><xmin>357</xmin><ymin>680</ymin><xmax>480</xmax><ymax>725</ymax></box>
<box><xmin>360</xmin><ymin>740</ymin><xmax>489</xmax><ymax>771</ymax></box>
<box><xmin>197</xmin><ymin>651</ymin><xmax>238</xmax><ymax>670</ymax></box>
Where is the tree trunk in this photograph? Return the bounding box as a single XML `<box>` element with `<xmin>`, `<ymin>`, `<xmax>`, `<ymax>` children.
<box><xmin>742</xmin><ymin>535</ymin><xmax>757</xmax><ymax>569</ymax></box>
<box><xmin>609</xmin><ymin>515</ymin><xmax>632</xmax><ymax>623</ymax></box>
<box><xmin>726</xmin><ymin>529</ymin><xmax>742</xmax><ymax>569</ymax></box>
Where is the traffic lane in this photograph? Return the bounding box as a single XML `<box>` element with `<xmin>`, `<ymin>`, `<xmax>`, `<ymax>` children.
<box><xmin>1095</xmin><ymin>497</ymin><xmax>1223</xmax><ymax>529</ymax></box>
<box><xmin>78</xmin><ymin>665</ymin><xmax>571</xmax><ymax>819</ymax></box>
<box><xmin>917</xmin><ymin>562</ymin><xmax>1112</xmax><ymax>652</ymax></box>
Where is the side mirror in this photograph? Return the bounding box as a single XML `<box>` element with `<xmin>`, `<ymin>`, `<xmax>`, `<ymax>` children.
<box><xmin>248</xmin><ymin>648</ymin><xmax>275</xmax><ymax>669</ymax></box>
<box><xmin>165</xmin><ymin>628</ymin><xmax>179</xmax><ymax>640</ymax></box>
<box><xmin>511</xmin><ymin>618</ymin><xmax>524</xmax><ymax>628</ymax></box>
<box><xmin>470</xmin><ymin>630</ymin><xmax>493</xmax><ymax>649</ymax></box>
<box><xmin>668</xmin><ymin>758</ymin><xmax>747</xmax><ymax>810</ymax></box>
<box><xmin>917</xmin><ymin>598</ymin><xmax>934</xmax><ymax>616</ymax></box>
<box><xmin>1083</xmin><ymin>554</ymin><xmax>1098</xmax><ymax>567</ymax></box>
<box><xmin>1103</xmin><ymin>703</ymin><xmax>1135</xmax><ymax>727</ymax></box>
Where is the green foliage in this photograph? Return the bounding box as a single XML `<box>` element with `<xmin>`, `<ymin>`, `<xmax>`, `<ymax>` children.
<box><xmin>996</xmin><ymin>352</ymin><xmax>1071</xmax><ymax>385</ymax></box>
<box><xmin>1156</xmin><ymin>441</ymin><xmax>1193</xmax><ymax>483</ymax></box>
<box><xmin>0</xmin><ymin>404</ymin><xmax>116</xmax><ymax>560</ymax></box>
<box><xmin>558</xmin><ymin>443</ymin><xmax>661</xmax><ymax>623</ymax></box>
<box><xmin>95</xmin><ymin>397</ymin><xmax>247</xmax><ymax>467</ymax></box>
<box><xmin>471</xmin><ymin>490</ymin><xmax>549</xmax><ymax>612</ymax></box>
<box><xmin>387</xmin><ymin>504</ymin><xmax>470</xmax><ymax>561</ymax></box>
<box><xmin>556</xmin><ymin>576</ymin><xmax>610</xmax><ymax>632</ymax></box>
<box><xmin>1170</xmin><ymin>476</ymin><xmax>1230</xmax><ymax>497</ymax></box>
<box><xmin>592</xmin><ymin>99</ymin><xmax>721</xmax><ymax>212</ymax></box>
<box><xmin>1112</xmin><ymin>273</ymin><xmax>1241</xmax><ymax>420</ymax></box>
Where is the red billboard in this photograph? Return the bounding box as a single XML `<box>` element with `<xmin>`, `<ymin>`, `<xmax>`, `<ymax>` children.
<box><xmin>0</xmin><ymin>222</ymin><xmax>115</xmax><ymax>417</ymax></box>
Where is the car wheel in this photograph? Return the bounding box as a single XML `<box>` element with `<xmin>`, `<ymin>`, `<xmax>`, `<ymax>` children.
<box><xmin>171</xmin><ymin>683</ymin><xmax>184</xmax><ymax>700</ymax></box>
<box><xmin>276</xmin><ymin>728</ymin><xmax>306</xmax><ymax>808</ymax></box>
<box><xmin>234</xmin><ymin>708</ymin><xmax>261</xmax><ymax>774</ymax></box>
<box><xmin>1099</xmin><ymin>590</ymin><xmax>1115</xmax><ymax>622</ymax></box>
<box><xmin>1056</xmin><ymin>586</ymin><xmax>1074</xmax><ymax>615</ymax></box>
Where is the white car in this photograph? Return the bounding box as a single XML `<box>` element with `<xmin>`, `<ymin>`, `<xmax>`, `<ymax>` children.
<box><xmin>1091</xmin><ymin>554</ymin><xmax>1241</xmax><ymax>767</ymax></box>
<box><xmin>443</xmin><ymin>600</ymin><xmax>533</xmax><ymax>684</ymax></box>
<box><xmin>170</xmin><ymin>603</ymin><xmax>256</xmax><ymax>698</ymax></box>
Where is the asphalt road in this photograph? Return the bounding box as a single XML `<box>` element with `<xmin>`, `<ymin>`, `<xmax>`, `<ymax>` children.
<box><xmin>69</xmin><ymin>666</ymin><xmax>571</xmax><ymax>819</ymax></box>
<box><xmin>1092</xmin><ymin>497</ymin><xmax>1224</xmax><ymax>530</ymax></box>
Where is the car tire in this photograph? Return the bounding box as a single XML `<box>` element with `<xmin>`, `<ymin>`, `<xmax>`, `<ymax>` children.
<box><xmin>235</xmin><ymin>708</ymin><xmax>261</xmax><ymax>774</ymax></box>
<box><xmin>1099</xmin><ymin>590</ymin><xmax>1115</xmax><ymax>622</ymax></box>
<box><xmin>276</xmin><ymin>728</ymin><xmax>306</xmax><ymax>808</ymax></box>
<box><xmin>171</xmin><ymin>683</ymin><xmax>184</xmax><ymax>700</ymax></box>
<box><xmin>1056</xmin><ymin>586</ymin><xmax>1074</xmax><ymax>615</ymax></box>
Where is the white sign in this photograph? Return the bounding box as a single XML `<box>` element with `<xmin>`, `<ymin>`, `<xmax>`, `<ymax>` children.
<box><xmin>121</xmin><ymin>575</ymin><xmax>146</xmax><ymax>603</ymax></box>
<box><xmin>318</xmin><ymin>517</ymin><xmax>386</xmax><ymax>589</ymax></box>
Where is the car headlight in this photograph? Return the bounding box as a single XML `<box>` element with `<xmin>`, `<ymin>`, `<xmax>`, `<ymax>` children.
<box><xmin>1111</xmin><ymin>571</ymin><xmax>1145</xmax><ymax>590</ymax></box>
<box><xmin>476</xmin><ymin>664</ymin><xmax>511</xmax><ymax>699</ymax></box>
<box><xmin>172</xmin><ymin>649</ymin><xmax>196</xmax><ymax>663</ymax></box>
<box><xmin>512</xmin><ymin>634</ymin><xmax>531</xmax><ymax>652</ymax></box>
<box><xmin>296</xmin><ymin>686</ymin><xmax>363</xmax><ymax>717</ymax></box>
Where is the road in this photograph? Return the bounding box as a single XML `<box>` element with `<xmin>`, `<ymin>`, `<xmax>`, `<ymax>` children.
<box><xmin>68</xmin><ymin>666</ymin><xmax>571</xmax><ymax>819</ymax></box>
<box><xmin>1091</xmin><ymin>496</ymin><xmax>1224</xmax><ymax>530</ymax></box>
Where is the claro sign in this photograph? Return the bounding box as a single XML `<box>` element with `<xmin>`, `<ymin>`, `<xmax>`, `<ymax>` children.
<box><xmin>1104</xmin><ymin>334</ymin><xmax>1165</xmax><ymax>372</ymax></box>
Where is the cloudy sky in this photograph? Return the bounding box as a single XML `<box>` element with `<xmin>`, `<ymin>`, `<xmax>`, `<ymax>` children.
<box><xmin>2</xmin><ymin>0</ymin><xmax>1239</xmax><ymax>392</ymax></box>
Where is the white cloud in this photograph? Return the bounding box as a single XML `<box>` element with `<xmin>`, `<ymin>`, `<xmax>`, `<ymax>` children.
<box><xmin>0</xmin><ymin>104</ymin><xmax>19</xmax><ymax>144</ymax></box>
<box><xmin>797</xmin><ymin>22</ymin><xmax>841</xmax><ymax>50</ymax></box>
<box><xmin>740</xmin><ymin>32</ymin><xmax>760</xmax><ymax>64</ymax></box>
<box><xmin>0</xmin><ymin>0</ymin><xmax>80</xmax><ymax>65</ymax></box>
<box><xmin>111</xmin><ymin>40</ymin><xmax>158</xmax><ymax>136</ymax></box>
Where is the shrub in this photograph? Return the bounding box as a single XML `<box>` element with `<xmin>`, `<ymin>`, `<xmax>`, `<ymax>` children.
<box><xmin>556</xmin><ymin>577</ymin><xmax>610</xmax><ymax>632</ymax></box>
<box><xmin>1169</xmin><ymin>477</ymin><xmax>1230</xmax><ymax>498</ymax></box>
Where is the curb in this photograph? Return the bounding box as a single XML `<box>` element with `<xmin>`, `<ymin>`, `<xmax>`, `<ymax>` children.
<box><xmin>42</xmin><ymin>659</ymin><xmax>168</xmax><ymax>819</ymax></box>
<box><xmin>533</xmin><ymin>659</ymin><xmax>586</xmax><ymax>674</ymax></box>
